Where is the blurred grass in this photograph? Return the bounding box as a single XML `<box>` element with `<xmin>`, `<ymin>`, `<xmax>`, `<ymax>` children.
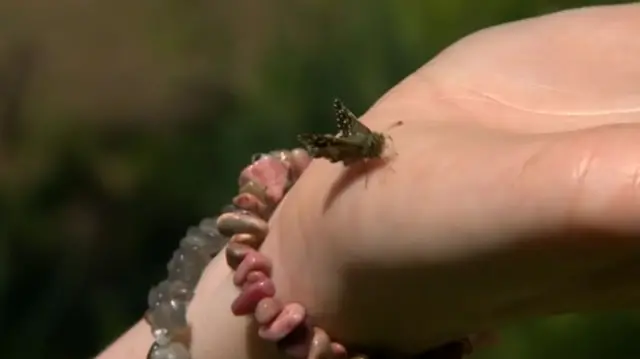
<box><xmin>0</xmin><ymin>0</ymin><xmax>636</xmax><ymax>358</ymax></box>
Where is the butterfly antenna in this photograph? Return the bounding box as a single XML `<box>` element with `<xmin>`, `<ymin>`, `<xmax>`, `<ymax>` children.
<box><xmin>385</xmin><ymin>120</ymin><xmax>404</xmax><ymax>131</ymax></box>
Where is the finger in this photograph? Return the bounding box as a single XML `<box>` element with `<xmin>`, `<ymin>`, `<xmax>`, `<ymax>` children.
<box><xmin>384</xmin><ymin>3</ymin><xmax>640</xmax><ymax>133</ymax></box>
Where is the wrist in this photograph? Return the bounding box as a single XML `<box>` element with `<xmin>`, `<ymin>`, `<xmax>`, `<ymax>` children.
<box><xmin>186</xmin><ymin>253</ymin><xmax>281</xmax><ymax>359</ymax></box>
<box><xmin>95</xmin><ymin>253</ymin><xmax>274</xmax><ymax>359</ymax></box>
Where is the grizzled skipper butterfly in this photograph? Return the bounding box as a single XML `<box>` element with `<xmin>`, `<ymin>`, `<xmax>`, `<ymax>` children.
<box><xmin>297</xmin><ymin>98</ymin><xmax>402</xmax><ymax>166</ymax></box>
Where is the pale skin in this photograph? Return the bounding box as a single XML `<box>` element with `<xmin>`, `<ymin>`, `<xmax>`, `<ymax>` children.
<box><xmin>97</xmin><ymin>3</ymin><xmax>640</xmax><ymax>358</ymax></box>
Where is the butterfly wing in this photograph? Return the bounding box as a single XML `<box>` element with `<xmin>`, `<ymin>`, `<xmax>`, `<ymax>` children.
<box><xmin>349</xmin><ymin>118</ymin><xmax>373</xmax><ymax>136</ymax></box>
<box><xmin>333</xmin><ymin>99</ymin><xmax>357</xmax><ymax>137</ymax></box>
<box><xmin>333</xmin><ymin>98</ymin><xmax>373</xmax><ymax>138</ymax></box>
<box><xmin>297</xmin><ymin>99</ymin><xmax>382</xmax><ymax>165</ymax></box>
<box><xmin>297</xmin><ymin>133</ymin><xmax>341</xmax><ymax>162</ymax></box>
<box><xmin>297</xmin><ymin>133</ymin><xmax>365</xmax><ymax>164</ymax></box>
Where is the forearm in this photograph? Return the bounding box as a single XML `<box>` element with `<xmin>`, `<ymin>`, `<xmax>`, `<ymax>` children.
<box><xmin>96</xmin><ymin>320</ymin><xmax>153</xmax><ymax>359</ymax></box>
<box><xmin>96</xmin><ymin>253</ymin><xmax>283</xmax><ymax>359</ymax></box>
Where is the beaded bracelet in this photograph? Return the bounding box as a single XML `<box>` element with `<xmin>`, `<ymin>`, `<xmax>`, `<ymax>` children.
<box><xmin>144</xmin><ymin>147</ymin><xmax>475</xmax><ymax>359</ymax></box>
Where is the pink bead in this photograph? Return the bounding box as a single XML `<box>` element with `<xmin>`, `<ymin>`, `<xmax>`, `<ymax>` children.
<box><xmin>233</xmin><ymin>192</ymin><xmax>268</xmax><ymax>218</ymax></box>
<box><xmin>225</xmin><ymin>242</ymin><xmax>253</xmax><ymax>270</ymax></box>
<box><xmin>239</xmin><ymin>156</ymin><xmax>290</xmax><ymax>206</ymax></box>
<box><xmin>307</xmin><ymin>327</ymin><xmax>333</xmax><ymax>359</ymax></box>
<box><xmin>258</xmin><ymin>302</ymin><xmax>306</xmax><ymax>341</ymax></box>
<box><xmin>243</xmin><ymin>271</ymin><xmax>268</xmax><ymax>288</ymax></box>
<box><xmin>331</xmin><ymin>342</ymin><xmax>348</xmax><ymax>358</ymax></box>
<box><xmin>290</xmin><ymin>148</ymin><xmax>312</xmax><ymax>179</ymax></box>
<box><xmin>231</xmin><ymin>279</ymin><xmax>276</xmax><ymax>316</ymax></box>
<box><xmin>254</xmin><ymin>297</ymin><xmax>283</xmax><ymax>325</ymax></box>
<box><xmin>233</xmin><ymin>251</ymin><xmax>273</xmax><ymax>286</ymax></box>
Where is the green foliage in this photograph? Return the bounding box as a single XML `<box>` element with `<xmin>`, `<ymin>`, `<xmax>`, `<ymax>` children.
<box><xmin>0</xmin><ymin>1</ymin><xmax>635</xmax><ymax>358</ymax></box>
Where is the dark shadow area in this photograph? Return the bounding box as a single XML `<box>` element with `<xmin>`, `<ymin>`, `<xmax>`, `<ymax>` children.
<box><xmin>335</xmin><ymin>228</ymin><xmax>640</xmax><ymax>358</ymax></box>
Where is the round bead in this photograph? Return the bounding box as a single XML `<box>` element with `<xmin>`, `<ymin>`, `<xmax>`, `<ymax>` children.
<box><xmin>230</xmin><ymin>232</ymin><xmax>263</xmax><ymax>249</ymax></box>
<box><xmin>167</xmin><ymin>247</ymin><xmax>209</xmax><ymax>286</ymax></box>
<box><xmin>152</xmin><ymin>329</ymin><xmax>171</xmax><ymax>346</ymax></box>
<box><xmin>238</xmin><ymin>180</ymin><xmax>268</xmax><ymax>203</ymax></box>
<box><xmin>232</xmin><ymin>193</ymin><xmax>269</xmax><ymax>218</ymax></box>
<box><xmin>225</xmin><ymin>242</ymin><xmax>253</xmax><ymax>269</ymax></box>
<box><xmin>197</xmin><ymin>218</ymin><xmax>218</xmax><ymax>235</ymax></box>
<box><xmin>268</xmin><ymin>149</ymin><xmax>293</xmax><ymax>165</ymax></box>
<box><xmin>148</xmin><ymin>280</ymin><xmax>193</xmax><ymax>308</ymax></box>
<box><xmin>254</xmin><ymin>297</ymin><xmax>283</xmax><ymax>325</ymax></box>
<box><xmin>181</xmin><ymin>226</ymin><xmax>223</xmax><ymax>257</ymax></box>
<box><xmin>148</xmin><ymin>342</ymin><xmax>191</xmax><ymax>359</ymax></box>
<box><xmin>216</xmin><ymin>211</ymin><xmax>268</xmax><ymax>238</ymax></box>
<box><xmin>147</xmin><ymin>282</ymin><xmax>167</xmax><ymax>308</ymax></box>
<box><xmin>147</xmin><ymin>299</ymin><xmax>188</xmax><ymax>332</ymax></box>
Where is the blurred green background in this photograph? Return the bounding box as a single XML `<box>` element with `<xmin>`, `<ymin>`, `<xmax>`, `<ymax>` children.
<box><xmin>2</xmin><ymin>1</ymin><xmax>639</xmax><ymax>358</ymax></box>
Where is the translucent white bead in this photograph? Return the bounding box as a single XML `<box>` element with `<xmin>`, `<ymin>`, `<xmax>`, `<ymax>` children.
<box><xmin>148</xmin><ymin>342</ymin><xmax>190</xmax><ymax>359</ymax></box>
<box><xmin>197</xmin><ymin>218</ymin><xmax>219</xmax><ymax>236</ymax></box>
<box><xmin>168</xmin><ymin>280</ymin><xmax>193</xmax><ymax>301</ymax></box>
<box><xmin>167</xmin><ymin>248</ymin><xmax>207</xmax><ymax>286</ymax></box>
<box><xmin>148</xmin><ymin>281</ymin><xmax>193</xmax><ymax>308</ymax></box>
<box><xmin>181</xmin><ymin>227</ymin><xmax>220</xmax><ymax>257</ymax></box>
<box><xmin>152</xmin><ymin>329</ymin><xmax>170</xmax><ymax>346</ymax></box>
<box><xmin>148</xmin><ymin>299</ymin><xmax>188</xmax><ymax>331</ymax></box>
<box><xmin>148</xmin><ymin>281</ymin><xmax>169</xmax><ymax>308</ymax></box>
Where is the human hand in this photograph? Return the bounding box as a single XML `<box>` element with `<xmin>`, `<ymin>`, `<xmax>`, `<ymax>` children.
<box><xmin>257</xmin><ymin>3</ymin><xmax>640</xmax><ymax>355</ymax></box>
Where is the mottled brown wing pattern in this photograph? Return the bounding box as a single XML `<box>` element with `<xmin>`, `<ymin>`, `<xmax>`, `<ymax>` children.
<box><xmin>333</xmin><ymin>98</ymin><xmax>360</xmax><ymax>137</ymax></box>
<box><xmin>297</xmin><ymin>133</ymin><xmax>363</xmax><ymax>164</ymax></box>
<box><xmin>332</xmin><ymin>98</ymin><xmax>374</xmax><ymax>139</ymax></box>
<box><xmin>297</xmin><ymin>98</ymin><xmax>391</xmax><ymax>165</ymax></box>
